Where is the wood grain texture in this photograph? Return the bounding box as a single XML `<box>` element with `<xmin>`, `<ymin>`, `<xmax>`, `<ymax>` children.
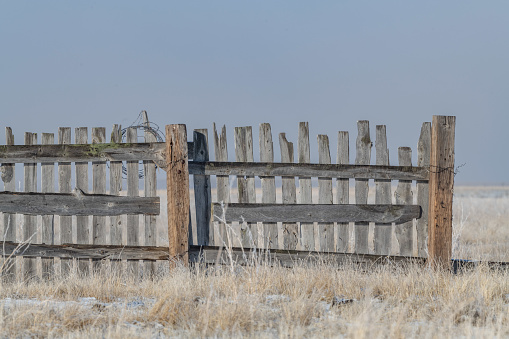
<box><xmin>23</xmin><ymin>132</ymin><xmax>37</xmax><ymax>280</ymax></box>
<box><xmin>354</xmin><ymin>121</ymin><xmax>372</xmax><ymax>254</ymax></box>
<box><xmin>188</xmin><ymin>162</ymin><xmax>427</xmax><ymax>181</ymax></box>
<box><xmin>234</xmin><ymin>126</ymin><xmax>257</xmax><ymax>247</ymax></box>
<box><xmin>2</xmin><ymin>127</ymin><xmax>16</xmax><ymax>280</ymax></box>
<box><xmin>259</xmin><ymin>123</ymin><xmax>277</xmax><ymax>249</ymax></box>
<box><xmin>317</xmin><ymin>135</ymin><xmax>334</xmax><ymax>252</ymax></box>
<box><xmin>416</xmin><ymin>122</ymin><xmax>431</xmax><ymax>257</ymax></box>
<box><xmin>109</xmin><ymin>125</ymin><xmax>123</xmax><ymax>246</ymax></box>
<box><xmin>374</xmin><ymin>125</ymin><xmax>392</xmax><ymax>255</ymax></box>
<box><xmin>279</xmin><ymin>133</ymin><xmax>298</xmax><ymax>250</ymax></box>
<box><xmin>336</xmin><ymin>131</ymin><xmax>349</xmax><ymax>252</ymax></box>
<box><xmin>1</xmin><ymin>242</ymin><xmax>170</xmax><ymax>261</ymax></box>
<box><xmin>428</xmin><ymin>116</ymin><xmax>455</xmax><ymax>267</ymax></box>
<box><xmin>57</xmin><ymin>127</ymin><xmax>72</xmax><ymax>276</ymax></box>
<box><xmin>212</xmin><ymin>203</ymin><xmax>420</xmax><ymax>224</ymax></box>
<box><xmin>166</xmin><ymin>124</ymin><xmax>190</xmax><ymax>265</ymax></box>
<box><xmin>75</xmin><ymin>128</ymin><xmax>89</xmax><ymax>245</ymax></box>
<box><xmin>213</xmin><ymin>123</ymin><xmax>230</xmax><ymax>247</ymax></box>
<box><xmin>298</xmin><ymin>122</ymin><xmax>314</xmax><ymax>251</ymax></box>
<box><xmin>394</xmin><ymin>147</ymin><xmax>414</xmax><ymax>256</ymax></box>
<box><xmin>92</xmin><ymin>128</ymin><xmax>107</xmax><ymax>246</ymax></box>
<box><xmin>193</xmin><ymin>129</ymin><xmax>212</xmax><ymax>246</ymax></box>
<box><xmin>41</xmin><ymin>133</ymin><xmax>55</xmax><ymax>278</ymax></box>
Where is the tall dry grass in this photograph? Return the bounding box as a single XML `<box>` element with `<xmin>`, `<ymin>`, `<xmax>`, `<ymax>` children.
<box><xmin>0</xmin><ymin>186</ymin><xmax>507</xmax><ymax>338</ymax></box>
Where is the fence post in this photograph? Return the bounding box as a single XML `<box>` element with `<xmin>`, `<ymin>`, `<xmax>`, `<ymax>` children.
<box><xmin>166</xmin><ymin>124</ymin><xmax>190</xmax><ymax>266</ymax></box>
<box><xmin>427</xmin><ymin>115</ymin><xmax>456</xmax><ymax>268</ymax></box>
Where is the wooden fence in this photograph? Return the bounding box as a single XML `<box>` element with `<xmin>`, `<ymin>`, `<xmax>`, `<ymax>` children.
<box><xmin>1</xmin><ymin>115</ymin><xmax>456</xmax><ymax>281</ymax></box>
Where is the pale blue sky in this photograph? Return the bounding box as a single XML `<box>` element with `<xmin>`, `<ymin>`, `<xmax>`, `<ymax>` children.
<box><xmin>1</xmin><ymin>1</ymin><xmax>508</xmax><ymax>184</ymax></box>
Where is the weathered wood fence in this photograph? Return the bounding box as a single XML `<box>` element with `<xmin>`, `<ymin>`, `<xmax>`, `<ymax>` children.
<box><xmin>1</xmin><ymin>115</ymin><xmax>456</xmax><ymax>281</ymax></box>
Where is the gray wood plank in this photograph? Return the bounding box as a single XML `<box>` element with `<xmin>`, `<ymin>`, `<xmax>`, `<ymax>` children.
<box><xmin>317</xmin><ymin>134</ymin><xmax>334</xmax><ymax>252</ymax></box>
<box><xmin>41</xmin><ymin>133</ymin><xmax>55</xmax><ymax>278</ymax></box>
<box><xmin>213</xmin><ymin>123</ymin><xmax>230</xmax><ymax>247</ymax></box>
<box><xmin>416</xmin><ymin>122</ymin><xmax>431</xmax><ymax>257</ymax></box>
<box><xmin>23</xmin><ymin>132</ymin><xmax>37</xmax><ymax>280</ymax></box>
<box><xmin>279</xmin><ymin>133</ymin><xmax>298</xmax><ymax>250</ymax></box>
<box><xmin>0</xmin><ymin>191</ymin><xmax>159</xmax><ymax>215</ymax></box>
<box><xmin>394</xmin><ymin>147</ymin><xmax>414</xmax><ymax>256</ymax></box>
<box><xmin>336</xmin><ymin>131</ymin><xmax>349</xmax><ymax>252</ymax></box>
<box><xmin>298</xmin><ymin>122</ymin><xmax>314</xmax><ymax>251</ymax></box>
<box><xmin>259</xmin><ymin>123</ymin><xmax>277</xmax><ymax>249</ymax></box>
<box><xmin>92</xmin><ymin>128</ymin><xmax>107</xmax><ymax>245</ymax></box>
<box><xmin>374</xmin><ymin>125</ymin><xmax>392</xmax><ymax>255</ymax></box>
<box><xmin>126</xmin><ymin>127</ymin><xmax>140</xmax><ymax>277</ymax></box>
<box><xmin>58</xmin><ymin>127</ymin><xmax>72</xmax><ymax>276</ymax></box>
<box><xmin>142</xmin><ymin>113</ymin><xmax>157</xmax><ymax>277</ymax></box>
<box><xmin>1</xmin><ymin>242</ymin><xmax>170</xmax><ymax>261</ymax></box>
<box><xmin>235</xmin><ymin>126</ymin><xmax>257</xmax><ymax>247</ymax></box>
<box><xmin>0</xmin><ymin>143</ymin><xmax>167</xmax><ymax>163</ymax></box>
<box><xmin>212</xmin><ymin>203</ymin><xmax>420</xmax><ymax>224</ymax></box>
<box><xmin>109</xmin><ymin>125</ymin><xmax>123</xmax><ymax>246</ymax></box>
<box><xmin>2</xmin><ymin>127</ymin><xmax>16</xmax><ymax>280</ymax></box>
<box><xmin>354</xmin><ymin>121</ymin><xmax>372</xmax><ymax>254</ymax></box>
<box><xmin>193</xmin><ymin>129</ymin><xmax>212</xmax><ymax>246</ymax></box>
<box><xmin>188</xmin><ymin>162</ymin><xmax>427</xmax><ymax>181</ymax></box>
<box><xmin>75</xmin><ymin>128</ymin><xmax>89</xmax><ymax>245</ymax></box>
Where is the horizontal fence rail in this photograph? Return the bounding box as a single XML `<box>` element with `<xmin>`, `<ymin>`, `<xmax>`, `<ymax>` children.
<box><xmin>212</xmin><ymin>203</ymin><xmax>421</xmax><ymax>224</ymax></box>
<box><xmin>0</xmin><ymin>190</ymin><xmax>159</xmax><ymax>216</ymax></box>
<box><xmin>188</xmin><ymin>161</ymin><xmax>429</xmax><ymax>181</ymax></box>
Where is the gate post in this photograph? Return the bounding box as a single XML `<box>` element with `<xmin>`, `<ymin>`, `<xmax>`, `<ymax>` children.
<box><xmin>427</xmin><ymin>115</ymin><xmax>456</xmax><ymax>268</ymax></box>
<box><xmin>166</xmin><ymin>124</ymin><xmax>190</xmax><ymax>266</ymax></box>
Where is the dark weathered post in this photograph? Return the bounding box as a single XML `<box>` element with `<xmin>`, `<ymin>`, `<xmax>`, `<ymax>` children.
<box><xmin>166</xmin><ymin>124</ymin><xmax>190</xmax><ymax>266</ymax></box>
<box><xmin>427</xmin><ymin>115</ymin><xmax>456</xmax><ymax>268</ymax></box>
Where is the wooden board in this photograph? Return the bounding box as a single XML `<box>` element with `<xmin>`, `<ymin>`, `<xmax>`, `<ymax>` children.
<box><xmin>213</xmin><ymin>123</ymin><xmax>230</xmax><ymax>247</ymax></box>
<box><xmin>109</xmin><ymin>125</ymin><xmax>123</xmax><ymax>246</ymax></box>
<box><xmin>23</xmin><ymin>132</ymin><xmax>37</xmax><ymax>280</ymax></box>
<box><xmin>298</xmin><ymin>122</ymin><xmax>314</xmax><ymax>250</ymax></box>
<box><xmin>213</xmin><ymin>203</ymin><xmax>421</xmax><ymax>224</ymax></box>
<box><xmin>354</xmin><ymin>121</ymin><xmax>371</xmax><ymax>254</ymax></box>
<box><xmin>2</xmin><ymin>127</ymin><xmax>16</xmax><ymax>280</ymax></box>
<box><xmin>188</xmin><ymin>162</ymin><xmax>427</xmax><ymax>181</ymax></box>
<box><xmin>394</xmin><ymin>147</ymin><xmax>414</xmax><ymax>256</ymax></box>
<box><xmin>126</xmin><ymin>128</ymin><xmax>140</xmax><ymax>275</ymax></box>
<box><xmin>259</xmin><ymin>123</ymin><xmax>277</xmax><ymax>249</ymax></box>
<box><xmin>279</xmin><ymin>133</ymin><xmax>298</xmax><ymax>250</ymax></box>
<box><xmin>336</xmin><ymin>131</ymin><xmax>350</xmax><ymax>252</ymax></box>
<box><xmin>416</xmin><ymin>122</ymin><xmax>431</xmax><ymax>257</ymax></box>
<box><xmin>318</xmin><ymin>135</ymin><xmax>333</xmax><ymax>252</ymax></box>
<box><xmin>0</xmin><ymin>143</ymin><xmax>167</xmax><ymax>163</ymax></box>
<box><xmin>374</xmin><ymin>125</ymin><xmax>392</xmax><ymax>255</ymax></box>
<box><xmin>75</xmin><ymin>128</ymin><xmax>89</xmax><ymax>245</ymax></box>
<box><xmin>92</xmin><ymin>128</ymin><xmax>107</xmax><ymax>246</ymax></box>
<box><xmin>0</xmin><ymin>191</ymin><xmax>159</xmax><ymax>215</ymax></box>
<box><xmin>41</xmin><ymin>133</ymin><xmax>55</xmax><ymax>278</ymax></box>
<box><xmin>193</xmin><ymin>129</ymin><xmax>212</xmax><ymax>246</ymax></box>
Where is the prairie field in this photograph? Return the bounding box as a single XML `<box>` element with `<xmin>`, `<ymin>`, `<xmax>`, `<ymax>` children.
<box><xmin>0</xmin><ymin>186</ymin><xmax>508</xmax><ymax>338</ymax></box>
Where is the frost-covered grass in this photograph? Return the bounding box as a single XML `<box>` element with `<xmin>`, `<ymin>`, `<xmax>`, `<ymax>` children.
<box><xmin>0</xmin><ymin>186</ymin><xmax>507</xmax><ymax>338</ymax></box>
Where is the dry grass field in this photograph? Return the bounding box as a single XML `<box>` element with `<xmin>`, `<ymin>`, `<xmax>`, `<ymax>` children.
<box><xmin>0</xmin><ymin>186</ymin><xmax>508</xmax><ymax>338</ymax></box>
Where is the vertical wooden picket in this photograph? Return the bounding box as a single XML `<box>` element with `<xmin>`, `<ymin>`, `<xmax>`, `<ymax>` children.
<box><xmin>126</xmin><ymin>127</ymin><xmax>140</xmax><ymax>276</ymax></box>
<box><xmin>41</xmin><ymin>133</ymin><xmax>55</xmax><ymax>278</ymax></box>
<box><xmin>354</xmin><ymin>121</ymin><xmax>371</xmax><ymax>254</ymax></box>
<box><xmin>58</xmin><ymin>127</ymin><xmax>72</xmax><ymax>275</ymax></box>
<box><xmin>75</xmin><ymin>127</ymin><xmax>90</xmax><ymax>273</ymax></box>
<box><xmin>279</xmin><ymin>133</ymin><xmax>298</xmax><ymax>250</ymax></box>
<box><xmin>259</xmin><ymin>123</ymin><xmax>277</xmax><ymax>249</ymax></box>
<box><xmin>416</xmin><ymin>122</ymin><xmax>431</xmax><ymax>257</ymax></box>
<box><xmin>142</xmin><ymin>113</ymin><xmax>157</xmax><ymax>276</ymax></box>
<box><xmin>23</xmin><ymin>132</ymin><xmax>37</xmax><ymax>280</ymax></box>
<box><xmin>193</xmin><ymin>129</ymin><xmax>212</xmax><ymax>246</ymax></box>
<box><xmin>298</xmin><ymin>122</ymin><xmax>314</xmax><ymax>251</ymax></box>
<box><xmin>213</xmin><ymin>123</ymin><xmax>230</xmax><ymax>247</ymax></box>
<box><xmin>374</xmin><ymin>125</ymin><xmax>392</xmax><ymax>255</ymax></box>
<box><xmin>2</xmin><ymin>128</ymin><xmax>16</xmax><ymax>280</ymax></box>
<box><xmin>109</xmin><ymin>125</ymin><xmax>123</xmax><ymax>246</ymax></box>
<box><xmin>92</xmin><ymin>128</ymin><xmax>107</xmax><ymax>246</ymax></box>
<box><xmin>234</xmin><ymin>127</ymin><xmax>257</xmax><ymax>247</ymax></box>
<box><xmin>336</xmin><ymin>131</ymin><xmax>349</xmax><ymax>252</ymax></box>
<box><xmin>317</xmin><ymin>135</ymin><xmax>334</xmax><ymax>252</ymax></box>
<box><xmin>395</xmin><ymin>147</ymin><xmax>413</xmax><ymax>256</ymax></box>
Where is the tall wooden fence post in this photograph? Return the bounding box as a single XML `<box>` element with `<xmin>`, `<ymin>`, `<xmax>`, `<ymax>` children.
<box><xmin>427</xmin><ymin>115</ymin><xmax>456</xmax><ymax>268</ymax></box>
<box><xmin>166</xmin><ymin>124</ymin><xmax>190</xmax><ymax>266</ymax></box>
